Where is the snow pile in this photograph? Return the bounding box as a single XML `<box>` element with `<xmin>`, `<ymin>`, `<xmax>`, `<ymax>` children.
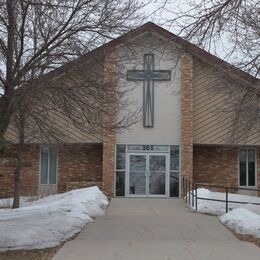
<box><xmin>0</xmin><ymin>196</ymin><xmax>34</xmax><ymax>208</ymax></box>
<box><xmin>188</xmin><ymin>188</ymin><xmax>260</xmax><ymax>238</ymax></box>
<box><xmin>0</xmin><ymin>186</ymin><xmax>108</xmax><ymax>251</ymax></box>
<box><xmin>190</xmin><ymin>188</ymin><xmax>260</xmax><ymax>215</ymax></box>
<box><xmin>220</xmin><ymin>208</ymin><xmax>260</xmax><ymax>238</ymax></box>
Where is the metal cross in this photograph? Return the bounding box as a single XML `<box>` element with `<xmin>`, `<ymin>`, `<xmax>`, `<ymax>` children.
<box><xmin>127</xmin><ymin>54</ymin><xmax>171</xmax><ymax>127</ymax></box>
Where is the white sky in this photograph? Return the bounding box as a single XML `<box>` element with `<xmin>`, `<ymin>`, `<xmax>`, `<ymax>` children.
<box><xmin>0</xmin><ymin>0</ymin><xmax>253</xmax><ymax>96</ymax></box>
<box><xmin>142</xmin><ymin>0</ymin><xmax>234</xmax><ymax>62</ymax></box>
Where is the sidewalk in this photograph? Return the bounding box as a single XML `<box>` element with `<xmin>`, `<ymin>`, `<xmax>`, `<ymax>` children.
<box><xmin>53</xmin><ymin>198</ymin><xmax>260</xmax><ymax>260</ymax></box>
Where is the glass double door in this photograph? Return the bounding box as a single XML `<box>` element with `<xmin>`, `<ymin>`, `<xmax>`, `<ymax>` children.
<box><xmin>126</xmin><ymin>153</ymin><xmax>168</xmax><ymax>197</ymax></box>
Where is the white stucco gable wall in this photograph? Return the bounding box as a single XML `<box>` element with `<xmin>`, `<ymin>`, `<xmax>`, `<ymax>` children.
<box><xmin>115</xmin><ymin>32</ymin><xmax>181</xmax><ymax>145</ymax></box>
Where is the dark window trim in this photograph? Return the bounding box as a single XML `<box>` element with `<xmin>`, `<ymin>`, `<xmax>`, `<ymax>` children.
<box><xmin>39</xmin><ymin>146</ymin><xmax>58</xmax><ymax>185</ymax></box>
<box><xmin>238</xmin><ymin>148</ymin><xmax>256</xmax><ymax>187</ymax></box>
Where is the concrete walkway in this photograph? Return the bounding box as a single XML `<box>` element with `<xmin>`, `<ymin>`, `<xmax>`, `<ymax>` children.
<box><xmin>53</xmin><ymin>198</ymin><xmax>260</xmax><ymax>260</ymax></box>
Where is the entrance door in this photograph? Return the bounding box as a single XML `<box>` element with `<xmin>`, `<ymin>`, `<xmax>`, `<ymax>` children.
<box><xmin>127</xmin><ymin>153</ymin><xmax>168</xmax><ymax>197</ymax></box>
<box><xmin>148</xmin><ymin>154</ymin><xmax>167</xmax><ymax>196</ymax></box>
<box><xmin>128</xmin><ymin>154</ymin><xmax>147</xmax><ymax>196</ymax></box>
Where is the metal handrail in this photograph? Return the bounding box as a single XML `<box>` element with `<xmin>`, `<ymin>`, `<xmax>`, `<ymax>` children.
<box><xmin>182</xmin><ymin>177</ymin><xmax>260</xmax><ymax>213</ymax></box>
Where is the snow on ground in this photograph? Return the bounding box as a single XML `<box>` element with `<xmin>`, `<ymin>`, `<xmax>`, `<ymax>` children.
<box><xmin>189</xmin><ymin>188</ymin><xmax>260</xmax><ymax>215</ymax></box>
<box><xmin>188</xmin><ymin>188</ymin><xmax>260</xmax><ymax>238</ymax></box>
<box><xmin>220</xmin><ymin>208</ymin><xmax>260</xmax><ymax>238</ymax></box>
<box><xmin>0</xmin><ymin>196</ymin><xmax>34</xmax><ymax>208</ymax></box>
<box><xmin>0</xmin><ymin>186</ymin><xmax>108</xmax><ymax>251</ymax></box>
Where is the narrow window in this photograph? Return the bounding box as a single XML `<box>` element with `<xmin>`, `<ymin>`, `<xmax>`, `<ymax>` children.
<box><xmin>170</xmin><ymin>145</ymin><xmax>180</xmax><ymax>197</ymax></box>
<box><xmin>239</xmin><ymin>149</ymin><xmax>247</xmax><ymax>186</ymax></box>
<box><xmin>40</xmin><ymin>147</ymin><xmax>48</xmax><ymax>184</ymax></box>
<box><xmin>40</xmin><ymin>147</ymin><xmax>58</xmax><ymax>185</ymax></box>
<box><xmin>248</xmin><ymin>149</ymin><xmax>256</xmax><ymax>186</ymax></box>
<box><xmin>115</xmin><ymin>145</ymin><xmax>126</xmax><ymax>196</ymax></box>
<box><xmin>239</xmin><ymin>149</ymin><xmax>256</xmax><ymax>187</ymax></box>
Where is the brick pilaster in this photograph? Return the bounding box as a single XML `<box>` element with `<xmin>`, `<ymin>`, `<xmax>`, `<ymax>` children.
<box><xmin>102</xmin><ymin>50</ymin><xmax>116</xmax><ymax>197</ymax></box>
<box><xmin>181</xmin><ymin>53</ymin><xmax>193</xmax><ymax>187</ymax></box>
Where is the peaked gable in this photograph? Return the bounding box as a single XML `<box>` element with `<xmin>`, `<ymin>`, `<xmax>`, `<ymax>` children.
<box><xmin>43</xmin><ymin>22</ymin><xmax>258</xmax><ymax>86</ymax></box>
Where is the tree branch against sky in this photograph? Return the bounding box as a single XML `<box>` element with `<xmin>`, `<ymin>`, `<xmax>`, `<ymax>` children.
<box><xmin>0</xmin><ymin>0</ymin><xmax>144</xmax><ymax>208</ymax></box>
<box><xmin>0</xmin><ymin>0</ymin><xmax>144</xmax><ymax>141</ymax></box>
<box><xmin>145</xmin><ymin>0</ymin><xmax>260</xmax><ymax>78</ymax></box>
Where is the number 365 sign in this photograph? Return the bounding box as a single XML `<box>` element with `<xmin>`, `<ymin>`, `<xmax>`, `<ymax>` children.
<box><xmin>142</xmin><ymin>145</ymin><xmax>154</xmax><ymax>151</ymax></box>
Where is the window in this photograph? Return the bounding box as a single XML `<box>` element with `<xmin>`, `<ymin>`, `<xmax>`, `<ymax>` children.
<box><xmin>40</xmin><ymin>147</ymin><xmax>58</xmax><ymax>185</ymax></box>
<box><xmin>239</xmin><ymin>149</ymin><xmax>256</xmax><ymax>187</ymax></box>
<box><xmin>115</xmin><ymin>145</ymin><xmax>126</xmax><ymax>196</ymax></box>
<box><xmin>170</xmin><ymin>145</ymin><xmax>180</xmax><ymax>197</ymax></box>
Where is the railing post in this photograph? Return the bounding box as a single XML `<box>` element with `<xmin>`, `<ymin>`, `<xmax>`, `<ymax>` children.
<box><xmin>195</xmin><ymin>183</ymin><xmax>198</xmax><ymax>211</ymax></box>
<box><xmin>192</xmin><ymin>182</ymin><xmax>194</xmax><ymax>207</ymax></box>
<box><xmin>188</xmin><ymin>180</ymin><xmax>190</xmax><ymax>206</ymax></box>
<box><xmin>226</xmin><ymin>187</ymin><xmax>228</xmax><ymax>213</ymax></box>
<box><xmin>185</xmin><ymin>179</ymin><xmax>187</xmax><ymax>203</ymax></box>
<box><xmin>182</xmin><ymin>177</ymin><xmax>184</xmax><ymax>198</ymax></box>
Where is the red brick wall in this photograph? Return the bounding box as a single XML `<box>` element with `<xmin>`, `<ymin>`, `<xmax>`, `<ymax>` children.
<box><xmin>102</xmin><ymin>49</ymin><xmax>116</xmax><ymax>197</ymax></box>
<box><xmin>0</xmin><ymin>143</ymin><xmax>103</xmax><ymax>198</ymax></box>
<box><xmin>193</xmin><ymin>145</ymin><xmax>238</xmax><ymax>187</ymax></box>
<box><xmin>181</xmin><ymin>53</ymin><xmax>194</xmax><ymax>183</ymax></box>
<box><xmin>0</xmin><ymin>145</ymin><xmax>39</xmax><ymax>199</ymax></box>
<box><xmin>58</xmin><ymin>143</ymin><xmax>103</xmax><ymax>192</ymax></box>
<box><xmin>193</xmin><ymin>145</ymin><xmax>260</xmax><ymax>189</ymax></box>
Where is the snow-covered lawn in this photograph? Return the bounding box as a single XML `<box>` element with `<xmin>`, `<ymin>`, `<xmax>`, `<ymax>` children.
<box><xmin>188</xmin><ymin>188</ymin><xmax>260</xmax><ymax>238</ymax></box>
<box><xmin>0</xmin><ymin>186</ymin><xmax>108</xmax><ymax>251</ymax></box>
<box><xmin>0</xmin><ymin>196</ymin><xmax>35</xmax><ymax>208</ymax></box>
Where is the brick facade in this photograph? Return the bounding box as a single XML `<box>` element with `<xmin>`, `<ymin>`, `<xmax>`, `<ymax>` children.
<box><xmin>58</xmin><ymin>143</ymin><xmax>103</xmax><ymax>192</ymax></box>
<box><xmin>181</xmin><ymin>53</ymin><xmax>193</xmax><ymax>183</ymax></box>
<box><xmin>0</xmin><ymin>145</ymin><xmax>39</xmax><ymax>198</ymax></box>
<box><xmin>102</xmin><ymin>136</ymin><xmax>115</xmax><ymax>196</ymax></box>
<box><xmin>193</xmin><ymin>145</ymin><xmax>260</xmax><ymax>190</ymax></box>
<box><xmin>102</xmin><ymin>49</ymin><xmax>116</xmax><ymax>197</ymax></box>
<box><xmin>193</xmin><ymin>146</ymin><xmax>238</xmax><ymax>187</ymax></box>
<box><xmin>0</xmin><ymin>143</ymin><xmax>103</xmax><ymax>198</ymax></box>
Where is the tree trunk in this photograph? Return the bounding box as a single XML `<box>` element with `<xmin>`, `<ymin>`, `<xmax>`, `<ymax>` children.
<box><xmin>12</xmin><ymin>143</ymin><xmax>23</xmax><ymax>208</ymax></box>
<box><xmin>12</xmin><ymin>110</ymin><xmax>25</xmax><ymax>209</ymax></box>
<box><xmin>12</xmin><ymin>169</ymin><xmax>20</xmax><ymax>208</ymax></box>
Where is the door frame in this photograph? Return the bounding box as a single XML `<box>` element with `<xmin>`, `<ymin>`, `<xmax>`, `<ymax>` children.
<box><xmin>125</xmin><ymin>152</ymin><xmax>169</xmax><ymax>197</ymax></box>
<box><xmin>148</xmin><ymin>153</ymin><xmax>169</xmax><ymax>197</ymax></box>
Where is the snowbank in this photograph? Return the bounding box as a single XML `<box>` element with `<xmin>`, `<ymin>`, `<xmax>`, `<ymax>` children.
<box><xmin>188</xmin><ymin>188</ymin><xmax>260</xmax><ymax>238</ymax></box>
<box><xmin>0</xmin><ymin>186</ymin><xmax>108</xmax><ymax>251</ymax></box>
<box><xmin>220</xmin><ymin>208</ymin><xmax>260</xmax><ymax>238</ymax></box>
<box><xmin>0</xmin><ymin>196</ymin><xmax>33</xmax><ymax>208</ymax></box>
<box><xmin>190</xmin><ymin>188</ymin><xmax>260</xmax><ymax>215</ymax></box>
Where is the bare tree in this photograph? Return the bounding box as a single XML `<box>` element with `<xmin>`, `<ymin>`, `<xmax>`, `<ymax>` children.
<box><xmin>153</xmin><ymin>0</ymin><xmax>259</xmax><ymax>77</ymax></box>
<box><xmin>0</xmin><ymin>0</ymin><xmax>144</xmax><ymax>208</ymax></box>
<box><xmin>152</xmin><ymin>0</ymin><xmax>260</xmax><ymax>142</ymax></box>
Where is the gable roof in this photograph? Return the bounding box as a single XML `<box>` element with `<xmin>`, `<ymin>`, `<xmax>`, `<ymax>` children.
<box><xmin>44</xmin><ymin>22</ymin><xmax>259</xmax><ymax>85</ymax></box>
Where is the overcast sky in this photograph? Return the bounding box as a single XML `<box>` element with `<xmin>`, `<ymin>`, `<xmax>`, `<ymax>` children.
<box><xmin>142</xmin><ymin>0</ymin><xmax>233</xmax><ymax>62</ymax></box>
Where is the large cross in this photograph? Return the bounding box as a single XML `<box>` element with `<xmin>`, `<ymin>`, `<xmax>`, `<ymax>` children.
<box><xmin>127</xmin><ymin>54</ymin><xmax>171</xmax><ymax>128</ymax></box>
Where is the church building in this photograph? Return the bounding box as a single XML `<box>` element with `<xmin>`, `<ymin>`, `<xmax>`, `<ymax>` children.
<box><xmin>1</xmin><ymin>22</ymin><xmax>259</xmax><ymax>198</ymax></box>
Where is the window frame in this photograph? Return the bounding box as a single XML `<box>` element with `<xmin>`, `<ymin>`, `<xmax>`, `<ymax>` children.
<box><xmin>39</xmin><ymin>146</ymin><xmax>58</xmax><ymax>185</ymax></box>
<box><xmin>169</xmin><ymin>145</ymin><xmax>180</xmax><ymax>197</ymax></box>
<box><xmin>238</xmin><ymin>148</ymin><xmax>257</xmax><ymax>188</ymax></box>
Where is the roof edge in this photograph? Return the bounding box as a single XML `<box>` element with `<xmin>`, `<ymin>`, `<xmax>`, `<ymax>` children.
<box><xmin>41</xmin><ymin>22</ymin><xmax>259</xmax><ymax>85</ymax></box>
